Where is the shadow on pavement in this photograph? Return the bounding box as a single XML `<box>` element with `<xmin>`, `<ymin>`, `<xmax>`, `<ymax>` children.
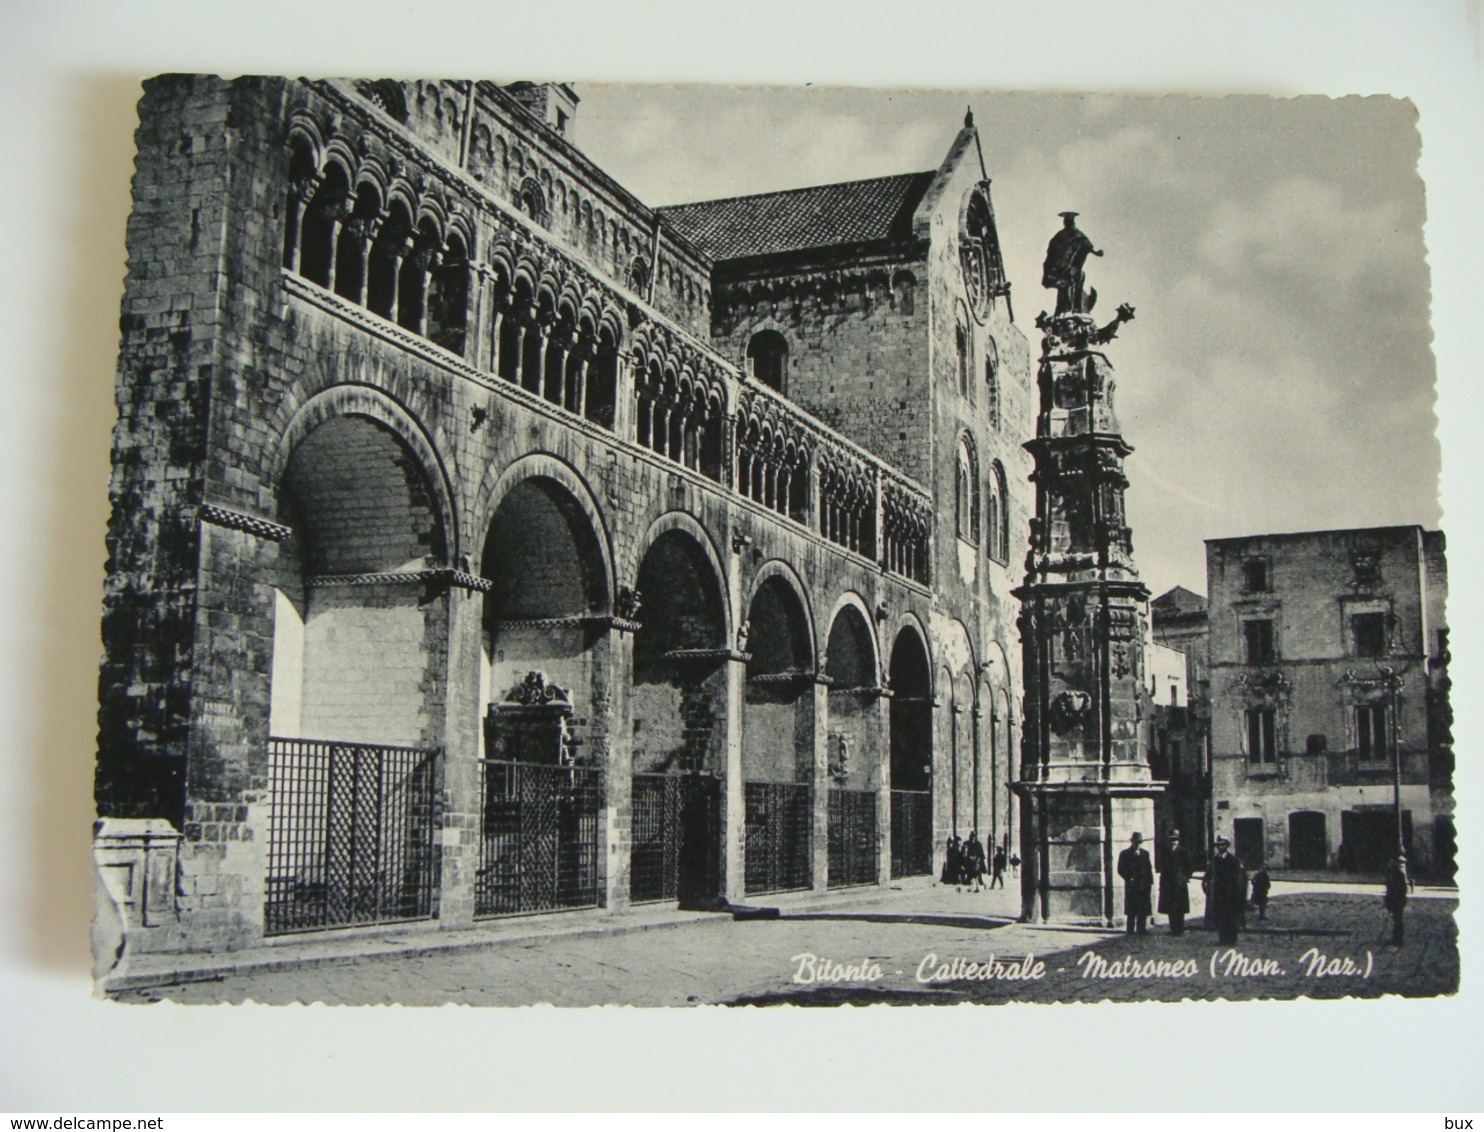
<box><xmin>774</xmin><ymin>912</ymin><xmax>1017</xmax><ymax>931</ymax></box>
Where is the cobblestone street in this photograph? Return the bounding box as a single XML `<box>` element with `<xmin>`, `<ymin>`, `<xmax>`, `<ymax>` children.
<box><xmin>115</xmin><ymin>879</ymin><xmax>1458</xmax><ymax>1007</ymax></box>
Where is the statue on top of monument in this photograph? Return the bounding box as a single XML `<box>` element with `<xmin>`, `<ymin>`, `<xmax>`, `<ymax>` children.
<box><xmin>1042</xmin><ymin>211</ymin><xmax>1103</xmax><ymax>316</ymax></box>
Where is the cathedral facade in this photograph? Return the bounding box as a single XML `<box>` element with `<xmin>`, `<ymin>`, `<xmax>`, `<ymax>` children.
<box><xmin>94</xmin><ymin>77</ymin><xmax>1034</xmax><ymax>961</ymax></box>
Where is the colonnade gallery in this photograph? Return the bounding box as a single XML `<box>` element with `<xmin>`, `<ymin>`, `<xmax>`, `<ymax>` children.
<box><xmin>96</xmin><ymin>77</ymin><xmax>1043</xmax><ymax>957</ymax></box>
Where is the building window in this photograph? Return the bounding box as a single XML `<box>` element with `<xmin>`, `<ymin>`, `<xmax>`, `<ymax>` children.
<box><xmin>516</xmin><ymin>177</ymin><xmax>547</xmax><ymax>226</ymax></box>
<box><xmin>955</xmin><ymin>436</ymin><xmax>980</xmax><ymax>544</ymax></box>
<box><xmin>985</xmin><ymin>337</ymin><xmax>1001</xmax><ymax>429</ymax></box>
<box><xmin>1242</xmin><ymin>558</ymin><xmax>1269</xmax><ymax>592</ymax></box>
<box><xmin>747</xmin><ymin>330</ymin><xmax>788</xmax><ymax>394</ymax></box>
<box><xmin>955</xmin><ymin>323</ymin><xmax>972</xmax><ymax>399</ymax></box>
<box><xmin>356</xmin><ymin>79</ymin><xmax>409</xmax><ymax>124</ymax></box>
<box><xmin>1357</xmin><ymin>702</ymin><xmax>1388</xmax><ymax>761</ymax></box>
<box><xmin>1244</xmin><ymin>619</ymin><xmax>1275</xmax><ymax>665</ymax></box>
<box><xmin>1352</xmin><ymin>612</ymin><xmax>1387</xmax><ymax>658</ymax></box>
<box><xmin>986</xmin><ymin>460</ymin><xmax>1008</xmax><ymax>563</ymax></box>
<box><xmin>1246</xmin><ymin>707</ymin><xmax>1277</xmax><ymax>766</ymax></box>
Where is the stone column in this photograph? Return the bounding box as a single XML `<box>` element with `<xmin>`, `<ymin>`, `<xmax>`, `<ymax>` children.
<box><xmin>812</xmin><ymin>677</ymin><xmax>830</xmax><ymax>892</ymax></box>
<box><xmin>722</xmin><ymin>653</ymin><xmax>748</xmax><ymax>903</ymax></box>
<box><xmin>613</xmin><ymin>350</ymin><xmax>635</xmax><ymax>442</ymax></box>
<box><xmin>285</xmin><ymin>173</ymin><xmax>322</xmax><ymax>275</ymax></box>
<box><xmin>875</xmin><ymin>688</ymin><xmax>893</xmax><ymax>886</ymax></box>
<box><xmin>436</xmin><ymin>577</ymin><xmax>487</xmax><ymax>930</ymax></box>
<box><xmin>598</xmin><ymin>624</ymin><xmax>636</xmax><ymax>912</ymax></box>
<box><xmin>468</xmin><ymin>263</ymin><xmax>494</xmax><ymax>372</ymax></box>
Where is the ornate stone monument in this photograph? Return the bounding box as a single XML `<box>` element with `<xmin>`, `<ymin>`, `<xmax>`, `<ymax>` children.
<box><xmin>1013</xmin><ymin>216</ymin><xmax>1161</xmax><ymax>922</ymax></box>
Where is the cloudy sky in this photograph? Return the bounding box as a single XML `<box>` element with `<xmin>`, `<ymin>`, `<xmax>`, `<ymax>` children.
<box><xmin>568</xmin><ymin>88</ymin><xmax>1438</xmax><ymax>600</ymax></box>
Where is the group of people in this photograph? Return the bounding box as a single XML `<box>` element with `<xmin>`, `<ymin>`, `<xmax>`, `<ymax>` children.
<box><xmin>939</xmin><ymin>832</ymin><xmax>1018</xmax><ymax>892</ymax></box>
<box><xmin>1118</xmin><ymin>830</ymin><xmax>1413</xmax><ymax>946</ymax></box>
<box><xmin>1115</xmin><ymin>830</ymin><xmax>1271</xmax><ymax>944</ymax></box>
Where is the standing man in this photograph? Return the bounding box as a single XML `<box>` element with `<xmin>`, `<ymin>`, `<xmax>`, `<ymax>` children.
<box><xmin>991</xmin><ymin>844</ymin><xmax>1007</xmax><ymax>889</ymax></box>
<box><xmin>1383</xmin><ymin>854</ymin><xmax>1409</xmax><ymax>946</ymax></box>
<box><xmin>1204</xmin><ymin>835</ymin><xmax>1245</xmax><ymax>945</ymax></box>
<box><xmin>1157</xmin><ymin>829</ymin><xmax>1192</xmax><ymax>936</ymax></box>
<box><xmin>1117</xmin><ymin>831</ymin><xmax>1155</xmax><ymax>935</ymax></box>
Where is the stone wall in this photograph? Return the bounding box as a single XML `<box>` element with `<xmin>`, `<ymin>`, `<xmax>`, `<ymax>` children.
<box><xmin>100</xmin><ymin>76</ymin><xmax>970</xmax><ymax>954</ymax></box>
<box><xmin>1206</xmin><ymin>525</ymin><xmax>1449</xmax><ymax>872</ymax></box>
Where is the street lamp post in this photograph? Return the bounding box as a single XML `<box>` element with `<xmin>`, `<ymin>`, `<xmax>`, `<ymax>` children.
<box><xmin>1380</xmin><ymin>664</ymin><xmax>1405</xmax><ymax>861</ymax></box>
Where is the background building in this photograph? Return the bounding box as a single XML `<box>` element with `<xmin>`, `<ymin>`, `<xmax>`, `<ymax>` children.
<box><xmin>1150</xmin><ymin>584</ymin><xmax>1211</xmax><ymax>856</ymax></box>
<box><xmin>1205</xmin><ymin>525</ymin><xmax>1452</xmax><ymax>877</ymax></box>
<box><xmin>94</xmin><ymin>77</ymin><xmax>1034</xmax><ymax>962</ymax></box>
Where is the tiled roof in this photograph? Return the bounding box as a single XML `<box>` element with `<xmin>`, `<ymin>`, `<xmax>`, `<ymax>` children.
<box><xmin>659</xmin><ymin>171</ymin><xmax>935</xmax><ymax>262</ymax></box>
<box><xmin>1152</xmin><ymin>585</ymin><xmax>1209</xmax><ymax>616</ymax></box>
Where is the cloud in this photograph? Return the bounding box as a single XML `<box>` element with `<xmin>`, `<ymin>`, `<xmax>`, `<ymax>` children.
<box><xmin>1200</xmin><ymin>176</ymin><xmax>1419</xmax><ymax>300</ymax></box>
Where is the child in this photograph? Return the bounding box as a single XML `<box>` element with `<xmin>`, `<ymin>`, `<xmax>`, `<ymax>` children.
<box><xmin>1250</xmin><ymin>865</ymin><xmax>1271</xmax><ymax>921</ymax></box>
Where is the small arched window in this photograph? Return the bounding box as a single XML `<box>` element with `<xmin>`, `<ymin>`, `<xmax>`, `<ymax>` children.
<box><xmin>427</xmin><ymin>231</ymin><xmax>469</xmax><ymax>356</ymax></box>
<box><xmin>516</xmin><ymin>177</ymin><xmax>547</xmax><ymax>226</ymax></box>
<box><xmin>627</xmin><ymin>255</ymin><xmax>650</xmax><ymax>294</ymax></box>
<box><xmin>955</xmin><ymin>436</ymin><xmax>980</xmax><ymax>545</ymax></box>
<box><xmin>985</xmin><ymin>335</ymin><xmax>1001</xmax><ymax>429</ymax></box>
<box><xmin>747</xmin><ymin>330</ymin><xmax>788</xmax><ymax>394</ymax></box>
<box><xmin>356</xmin><ymin>80</ymin><xmax>409</xmax><ymax>124</ymax></box>
<box><xmin>955</xmin><ymin>323</ymin><xmax>972</xmax><ymax>399</ymax></box>
<box><xmin>987</xmin><ymin>461</ymin><xmax>1009</xmax><ymax>564</ymax></box>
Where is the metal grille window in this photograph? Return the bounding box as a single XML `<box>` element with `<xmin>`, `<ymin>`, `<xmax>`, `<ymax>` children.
<box><xmin>476</xmin><ymin>761</ymin><xmax>602</xmax><ymax>917</ymax></box>
<box><xmin>828</xmin><ymin>788</ymin><xmax>879</xmax><ymax>888</ymax></box>
<box><xmin>630</xmin><ymin>772</ymin><xmax>722</xmax><ymax>906</ymax></box>
<box><xmin>744</xmin><ymin>781</ymin><xmax>813</xmax><ymax>895</ymax></box>
<box><xmin>890</xmin><ymin>790</ymin><xmax>933</xmax><ymax>877</ymax></box>
<box><xmin>265</xmin><ymin>739</ymin><xmax>439</xmax><ymax>936</ymax></box>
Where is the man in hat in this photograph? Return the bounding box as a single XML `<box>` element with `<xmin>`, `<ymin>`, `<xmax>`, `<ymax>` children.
<box><xmin>1117</xmin><ymin>831</ymin><xmax>1155</xmax><ymax>935</ymax></box>
<box><xmin>1383</xmin><ymin>853</ymin><xmax>1409</xmax><ymax>946</ymax></box>
<box><xmin>1157</xmin><ymin>829</ymin><xmax>1192</xmax><ymax>936</ymax></box>
<box><xmin>1204</xmin><ymin>834</ymin><xmax>1246</xmax><ymax>945</ymax></box>
<box><xmin>1041</xmin><ymin>211</ymin><xmax>1104</xmax><ymax>315</ymax></box>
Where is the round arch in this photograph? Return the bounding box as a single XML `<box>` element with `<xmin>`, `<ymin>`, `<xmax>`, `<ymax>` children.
<box><xmin>746</xmin><ymin>559</ymin><xmax>817</xmax><ymax>670</ymax></box>
<box><xmin>887</xmin><ymin>612</ymin><xmax>934</xmax><ymax>696</ymax></box>
<box><xmin>823</xmin><ymin>599</ymin><xmax>879</xmax><ymax>691</ymax></box>
<box><xmin>272</xmin><ymin>382</ymin><xmax>459</xmax><ymax>563</ymax></box>
<box><xmin>630</xmin><ymin>511</ymin><xmax>733</xmax><ymax>641</ymax></box>
<box><xmin>821</xmin><ymin>591</ymin><xmax>881</xmax><ymax>684</ymax></box>
<box><xmin>475</xmin><ymin>452</ymin><xmax>615</xmax><ymax>600</ymax></box>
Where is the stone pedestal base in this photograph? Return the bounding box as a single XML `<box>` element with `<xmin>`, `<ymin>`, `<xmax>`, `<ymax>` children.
<box><xmin>92</xmin><ymin>817</ymin><xmax>182</xmax><ymax>980</ymax></box>
<box><xmin>1016</xmin><ymin>783</ymin><xmax>1159</xmax><ymax>924</ymax></box>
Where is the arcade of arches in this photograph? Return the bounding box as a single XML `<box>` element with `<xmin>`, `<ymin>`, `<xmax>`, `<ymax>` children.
<box><xmin>263</xmin><ymin>409</ymin><xmax>1017</xmax><ymax>925</ymax></box>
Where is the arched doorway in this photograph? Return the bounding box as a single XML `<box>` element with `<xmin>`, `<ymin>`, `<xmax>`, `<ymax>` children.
<box><xmin>742</xmin><ymin>575</ymin><xmax>815</xmax><ymax>895</ymax></box>
<box><xmin>265</xmin><ymin>412</ymin><xmax>446</xmax><ymax>934</ymax></box>
<box><xmin>889</xmin><ymin>626</ymin><xmax>933</xmax><ymax>877</ymax></box>
<box><xmin>477</xmin><ymin>475</ymin><xmax>609</xmax><ymax>917</ymax></box>
<box><xmin>629</xmin><ymin>527</ymin><xmax>727</xmax><ymax>907</ymax></box>
<box><xmin>825</xmin><ymin>604</ymin><xmax>881</xmax><ymax>888</ymax></box>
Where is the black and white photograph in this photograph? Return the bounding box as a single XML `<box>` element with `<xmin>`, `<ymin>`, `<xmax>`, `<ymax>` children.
<box><xmin>2</xmin><ymin>0</ymin><xmax>1481</xmax><ymax>1115</ymax></box>
<box><xmin>86</xmin><ymin>76</ymin><xmax>1457</xmax><ymax>1008</ymax></box>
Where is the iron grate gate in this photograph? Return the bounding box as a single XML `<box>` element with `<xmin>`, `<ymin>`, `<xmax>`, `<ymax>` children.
<box><xmin>265</xmin><ymin>738</ymin><xmax>439</xmax><ymax>936</ymax></box>
<box><xmin>476</xmin><ymin>761</ymin><xmax>603</xmax><ymax>917</ymax></box>
<box><xmin>630</xmin><ymin>772</ymin><xmax>721</xmax><ymax>906</ymax></box>
<box><xmin>744</xmin><ymin>781</ymin><xmax>813</xmax><ymax>895</ymax></box>
<box><xmin>829</xmin><ymin>788</ymin><xmax>879</xmax><ymax>888</ymax></box>
<box><xmin>891</xmin><ymin>789</ymin><xmax>933</xmax><ymax>878</ymax></box>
